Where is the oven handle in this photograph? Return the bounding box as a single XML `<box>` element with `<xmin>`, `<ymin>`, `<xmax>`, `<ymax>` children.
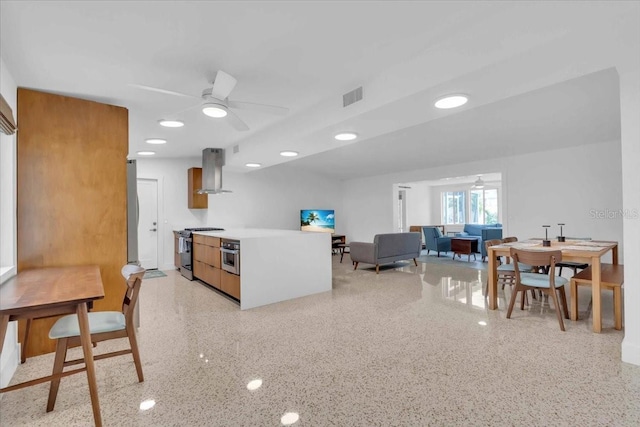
<box><xmin>220</xmin><ymin>247</ymin><xmax>239</xmax><ymax>255</ymax></box>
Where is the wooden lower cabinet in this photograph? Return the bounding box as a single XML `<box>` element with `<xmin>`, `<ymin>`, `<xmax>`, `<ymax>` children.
<box><xmin>221</xmin><ymin>270</ymin><xmax>241</xmax><ymax>300</ymax></box>
<box><xmin>205</xmin><ymin>264</ymin><xmax>221</xmax><ymax>289</ymax></box>
<box><xmin>192</xmin><ymin>235</ymin><xmax>228</xmax><ymax>295</ymax></box>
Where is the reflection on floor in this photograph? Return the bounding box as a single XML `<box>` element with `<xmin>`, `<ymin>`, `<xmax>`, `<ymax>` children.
<box><xmin>2</xmin><ymin>252</ymin><xmax>638</xmax><ymax>426</ymax></box>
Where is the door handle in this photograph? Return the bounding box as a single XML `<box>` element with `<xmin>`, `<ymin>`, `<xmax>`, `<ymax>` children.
<box><xmin>150</xmin><ymin>228</ymin><xmax>157</xmax><ymax>231</ymax></box>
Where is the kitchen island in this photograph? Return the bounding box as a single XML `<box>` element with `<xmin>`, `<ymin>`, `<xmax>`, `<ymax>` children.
<box><xmin>192</xmin><ymin>229</ymin><xmax>332</xmax><ymax>310</ymax></box>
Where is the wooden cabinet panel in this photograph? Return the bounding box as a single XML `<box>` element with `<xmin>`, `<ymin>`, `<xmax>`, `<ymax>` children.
<box><xmin>207</xmin><ymin>264</ymin><xmax>221</xmax><ymax>289</ymax></box>
<box><xmin>188</xmin><ymin>167</ymin><xmax>207</xmax><ymax>209</ymax></box>
<box><xmin>212</xmin><ymin>247</ymin><xmax>221</xmax><ymax>269</ymax></box>
<box><xmin>221</xmin><ymin>270</ymin><xmax>241</xmax><ymax>300</ymax></box>
<box><xmin>17</xmin><ymin>88</ymin><xmax>128</xmax><ymax>357</ymax></box>
<box><xmin>194</xmin><ymin>235</ymin><xmax>220</xmax><ymax>247</ymax></box>
<box><xmin>193</xmin><ymin>260</ymin><xmax>205</xmax><ymax>280</ymax></box>
<box><xmin>193</xmin><ymin>242</ymin><xmax>207</xmax><ymax>262</ymax></box>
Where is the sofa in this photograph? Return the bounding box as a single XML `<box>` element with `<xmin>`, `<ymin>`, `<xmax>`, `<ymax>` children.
<box><xmin>423</xmin><ymin>226</ymin><xmax>452</xmax><ymax>257</ymax></box>
<box><xmin>351</xmin><ymin>232</ymin><xmax>422</xmax><ymax>274</ymax></box>
<box><xmin>455</xmin><ymin>224</ymin><xmax>502</xmax><ymax>259</ymax></box>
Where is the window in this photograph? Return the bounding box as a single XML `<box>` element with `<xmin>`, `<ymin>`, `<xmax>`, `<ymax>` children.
<box><xmin>470</xmin><ymin>188</ymin><xmax>498</xmax><ymax>224</ymax></box>
<box><xmin>442</xmin><ymin>191</ymin><xmax>466</xmax><ymax>224</ymax></box>
<box><xmin>442</xmin><ymin>188</ymin><xmax>500</xmax><ymax>225</ymax></box>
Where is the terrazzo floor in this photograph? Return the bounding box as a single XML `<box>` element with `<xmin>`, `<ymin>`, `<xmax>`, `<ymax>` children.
<box><xmin>1</xmin><ymin>252</ymin><xmax>638</xmax><ymax>426</ymax></box>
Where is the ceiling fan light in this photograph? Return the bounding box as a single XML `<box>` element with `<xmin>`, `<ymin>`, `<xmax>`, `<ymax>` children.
<box><xmin>434</xmin><ymin>94</ymin><xmax>468</xmax><ymax>109</ymax></box>
<box><xmin>158</xmin><ymin>119</ymin><xmax>184</xmax><ymax>128</ymax></box>
<box><xmin>202</xmin><ymin>103</ymin><xmax>228</xmax><ymax>118</ymax></box>
<box><xmin>472</xmin><ymin>176</ymin><xmax>485</xmax><ymax>189</ymax></box>
<box><xmin>334</xmin><ymin>132</ymin><xmax>358</xmax><ymax>141</ymax></box>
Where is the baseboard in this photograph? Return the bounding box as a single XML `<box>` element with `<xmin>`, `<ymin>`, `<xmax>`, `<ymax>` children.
<box><xmin>621</xmin><ymin>338</ymin><xmax>640</xmax><ymax>366</ymax></box>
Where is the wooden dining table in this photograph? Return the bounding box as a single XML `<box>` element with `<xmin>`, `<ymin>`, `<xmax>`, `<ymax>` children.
<box><xmin>0</xmin><ymin>265</ymin><xmax>105</xmax><ymax>426</ymax></box>
<box><xmin>487</xmin><ymin>240</ymin><xmax>618</xmax><ymax>333</ymax></box>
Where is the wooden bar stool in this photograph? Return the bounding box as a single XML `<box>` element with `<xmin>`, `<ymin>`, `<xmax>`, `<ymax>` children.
<box><xmin>570</xmin><ymin>264</ymin><xmax>624</xmax><ymax>330</ymax></box>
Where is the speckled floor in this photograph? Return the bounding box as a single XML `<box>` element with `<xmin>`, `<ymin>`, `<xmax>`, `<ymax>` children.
<box><xmin>1</xmin><ymin>252</ymin><xmax>638</xmax><ymax>426</ymax></box>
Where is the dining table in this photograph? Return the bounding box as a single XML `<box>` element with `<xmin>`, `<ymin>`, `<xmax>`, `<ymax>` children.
<box><xmin>487</xmin><ymin>239</ymin><xmax>618</xmax><ymax>333</ymax></box>
<box><xmin>0</xmin><ymin>265</ymin><xmax>105</xmax><ymax>426</ymax></box>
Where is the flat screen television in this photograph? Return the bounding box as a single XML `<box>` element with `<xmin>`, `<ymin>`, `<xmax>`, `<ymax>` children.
<box><xmin>300</xmin><ymin>209</ymin><xmax>335</xmax><ymax>233</ymax></box>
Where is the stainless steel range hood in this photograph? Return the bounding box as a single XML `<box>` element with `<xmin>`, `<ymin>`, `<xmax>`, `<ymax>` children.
<box><xmin>197</xmin><ymin>148</ymin><xmax>232</xmax><ymax>194</ymax></box>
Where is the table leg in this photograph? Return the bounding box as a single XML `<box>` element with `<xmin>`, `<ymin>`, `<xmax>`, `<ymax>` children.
<box><xmin>77</xmin><ymin>303</ymin><xmax>102</xmax><ymax>426</ymax></box>
<box><xmin>591</xmin><ymin>257</ymin><xmax>602</xmax><ymax>333</ymax></box>
<box><xmin>612</xmin><ymin>244</ymin><xmax>618</xmax><ymax>264</ymax></box>
<box><xmin>488</xmin><ymin>249</ymin><xmax>498</xmax><ymax>309</ymax></box>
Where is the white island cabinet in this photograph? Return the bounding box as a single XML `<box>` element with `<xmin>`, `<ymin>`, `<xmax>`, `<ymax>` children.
<box><xmin>192</xmin><ymin>229</ymin><xmax>332</xmax><ymax>310</ymax></box>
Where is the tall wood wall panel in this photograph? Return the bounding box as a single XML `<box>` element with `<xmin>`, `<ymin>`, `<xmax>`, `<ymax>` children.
<box><xmin>17</xmin><ymin>88</ymin><xmax>128</xmax><ymax>357</ymax></box>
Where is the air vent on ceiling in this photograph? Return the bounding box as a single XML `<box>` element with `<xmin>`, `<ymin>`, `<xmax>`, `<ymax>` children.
<box><xmin>233</xmin><ymin>144</ymin><xmax>240</xmax><ymax>154</ymax></box>
<box><xmin>343</xmin><ymin>86</ymin><xmax>363</xmax><ymax>107</ymax></box>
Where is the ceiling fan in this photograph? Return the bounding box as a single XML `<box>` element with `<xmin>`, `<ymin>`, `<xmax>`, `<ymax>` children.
<box><xmin>131</xmin><ymin>70</ymin><xmax>289</xmax><ymax>131</ymax></box>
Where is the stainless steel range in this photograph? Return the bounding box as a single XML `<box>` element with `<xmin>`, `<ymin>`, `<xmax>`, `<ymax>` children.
<box><xmin>178</xmin><ymin>227</ymin><xmax>224</xmax><ymax>280</ymax></box>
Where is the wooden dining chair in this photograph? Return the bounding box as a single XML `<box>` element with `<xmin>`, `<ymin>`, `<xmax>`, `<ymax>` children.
<box><xmin>508</xmin><ymin>248</ymin><xmax>570</xmax><ymax>331</ymax></box>
<box><xmin>556</xmin><ymin>237</ymin><xmax>591</xmax><ymax>276</ymax></box>
<box><xmin>483</xmin><ymin>239</ymin><xmax>535</xmax><ymax>304</ymax></box>
<box><xmin>46</xmin><ymin>265</ymin><xmax>146</xmax><ymax>412</ymax></box>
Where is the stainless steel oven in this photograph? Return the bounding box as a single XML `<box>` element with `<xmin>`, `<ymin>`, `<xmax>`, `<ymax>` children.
<box><xmin>220</xmin><ymin>239</ymin><xmax>240</xmax><ymax>275</ymax></box>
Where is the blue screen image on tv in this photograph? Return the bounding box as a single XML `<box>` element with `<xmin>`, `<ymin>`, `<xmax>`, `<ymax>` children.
<box><xmin>300</xmin><ymin>209</ymin><xmax>335</xmax><ymax>233</ymax></box>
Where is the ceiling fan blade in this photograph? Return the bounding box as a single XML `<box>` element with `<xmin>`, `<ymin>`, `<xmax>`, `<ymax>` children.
<box><xmin>227</xmin><ymin>100</ymin><xmax>289</xmax><ymax>116</ymax></box>
<box><xmin>224</xmin><ymin>108</ymin><xmax>250</xmax><ymax>131</ymax></box>
<box><xmin>210</xmin><ymin>70</ymin><xmax>237</xmax><ymax>100</ymax></box>
<box><xmin>129</xmin><ymin>83</ymin><xmax>198</xmax><ymax>99</ymax></box>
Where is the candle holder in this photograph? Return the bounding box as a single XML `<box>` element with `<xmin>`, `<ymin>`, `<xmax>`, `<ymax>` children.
<box><xmin>542</xmin><ymin>225</ymin><xmax>551</xmax><ymax>246</ymax></box>
<box><xmin>557</xmin><ymin>223</ymin><xmax>566</xmax><ymax>242</ymax></box>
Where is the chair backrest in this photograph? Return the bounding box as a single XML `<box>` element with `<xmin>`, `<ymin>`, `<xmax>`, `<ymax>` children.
<box><xmin>120</xmin><ymin>265</ymin><xmax>145</xmax><ymax>322</ymax></box>
<box><xmin>422</xmin><ymin>226</ymin><xmax>440</xmax><ymax>240</ymax></box>
<box><xmin>503</xmin><ymin>236</ymin><xmax>518</xmax><ymax>243</ymax></box>
<box><xmin>484</xmin><ymin>238</ymin><xmax>503</xmax><ymax>253</ymax></box>
<box><xmin>510</xmin><ymin>248</ymin><xmax>563</xmax><ymax>286</ymax></box>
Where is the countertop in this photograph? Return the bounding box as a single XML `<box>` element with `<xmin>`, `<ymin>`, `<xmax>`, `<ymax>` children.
<box><xmin>191</xmin><ymin>228</ymin><xmax>326</xmax><ymax>241</ymax></box>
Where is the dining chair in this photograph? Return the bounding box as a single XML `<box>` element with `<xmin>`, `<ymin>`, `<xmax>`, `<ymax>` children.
<box><xmin>483</xmin><ymin>239</ymin><xmax>535</xmax><ymax>304</ymax></box>
<box><xmin>556</xmin><ymin>237</ymin><xmax>591</xmax><ymax>276</ymax></box>
<box><xmin>46</xmin><ymin>264</ymin><xmax>146</xmax><ymax>412</ymax></box>
<box><xmin>507</xmin><ymin>248</ymin><xmax>570</xmax><ymax>331</ymax></box>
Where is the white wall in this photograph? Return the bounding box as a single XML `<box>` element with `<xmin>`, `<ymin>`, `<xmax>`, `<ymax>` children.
<box><xmin>136</xmin><ymin>159</ymin><xmax>344</xmax><ymax>270</ymax></box>
<box><xmin>404</xmin><ymin>181</ymin><xmax>433</xmax><ymax>227</ymax></box>
<box><xmin>0</xmin><ymin>56</ymin><xmax>19</xmax><ymax>389</ymax></box>
<box><xmin>342</xmin><ymin>140</ymin><xmax>623</xmax><ymax>251</ymax></box>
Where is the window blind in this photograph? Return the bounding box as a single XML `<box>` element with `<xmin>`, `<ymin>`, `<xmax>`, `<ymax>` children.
<box><xmin>0</xmin><ymin>94</ymin><xmax>17</xmax><ymax>135</ymax></box>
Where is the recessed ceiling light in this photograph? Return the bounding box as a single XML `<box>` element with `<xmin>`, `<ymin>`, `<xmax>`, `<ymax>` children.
<box><xmin>280</xmin><ymin>151</ymin><xmax>299</xmax><ymax>157</ymax></box>
<box><xmin>137</xmin><ymin>151</ymin><xmax>155</xmax><ymax>156</ymax></box>
<box><xmin>334</xmin><ymin>132</ymin><xmax>358</xmax><ymax>141</ymax></box>
<box><xmin>434</xmin><ymin>94</ymin><xmax>468</xmax><ymax>109</ymax></box>
<box><xmin>158</xmin><ymin>119</ymin><xmax>184</xmax><ymax>128</ymax></box>
<box><xmin>145</xmin><ymin>138</ymin><xmax>167</xmax><ymax>145</ymax></box>
<box><xmin>202</xmin><ymin>103</ymin><xmax>228</xmax><ymax>118</ymax></box>
<box><xmin>245</xmin><ymin>163</ymin><xmax>262</xmax><ymax>168</ymax></box>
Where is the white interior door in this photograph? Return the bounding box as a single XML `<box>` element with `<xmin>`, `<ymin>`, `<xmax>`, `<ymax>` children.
<box><xmin>137</xmin><ymin>179</ymin><xmax>158</xmax><ymax>270</ymax></box>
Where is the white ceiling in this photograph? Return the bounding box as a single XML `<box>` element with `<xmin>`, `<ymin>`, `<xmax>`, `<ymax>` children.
<box><xmin>0</xmin><ymin>1</ymin><xmax>629</xmax><ymax>178</ymax></box>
